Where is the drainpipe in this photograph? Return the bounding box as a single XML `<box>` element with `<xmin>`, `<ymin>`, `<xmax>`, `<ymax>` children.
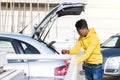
<box><xmin>30</xmin><ymin>1</ymin><xmax>33</xmax><ymax>33</ymax></box>
<box><xmin>0</xmin><ymin>1</ymin><xmax>1</xmax><ymax>31</ymax></box>
<box><xmin>11</xmin><ymin>0</ymin><xmax>15</xmax><ymax>32</ymax></box>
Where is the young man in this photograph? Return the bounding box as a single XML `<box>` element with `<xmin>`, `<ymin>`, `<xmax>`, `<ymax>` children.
<box><xmin>62</xmin><ymin>19</ymin><xmax>103</xmax><ymax>80</ymax></box>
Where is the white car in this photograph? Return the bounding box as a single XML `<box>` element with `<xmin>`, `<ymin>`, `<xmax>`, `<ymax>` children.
<box><xmin>0</xmin><ymin>2</ymin><xmax>85</xmax><ymax>80</ymax></box>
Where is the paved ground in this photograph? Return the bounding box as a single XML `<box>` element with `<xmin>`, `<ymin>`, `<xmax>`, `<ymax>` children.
<box><xmin>76</xmin><ymin>52</ymin><xmax>120</xmax><ymax>80</ymax></box>
<box><xmin>77</xmin><ymin>64</ymin><xmax>120</xmax><ymax>80</ymax></box>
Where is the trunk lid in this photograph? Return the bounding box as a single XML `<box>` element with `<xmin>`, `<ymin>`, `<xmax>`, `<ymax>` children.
<box><xmin>32</xmin><ymin>3</ymin><xmax>86</xmax><ymax>41</ymax></box>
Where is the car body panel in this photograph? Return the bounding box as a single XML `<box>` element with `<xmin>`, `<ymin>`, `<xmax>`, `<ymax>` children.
<box><xmin>0</xmin><ymin>33</ymin><xmax>65</xmax><ymax>78</ymax></box>
<box><xmin>101</xmin><ymin>33</ymin><xmax>120</xmax><ymax>76</ymax></box>
<box><xmin>29</xmin><ymin>60</ymin><xmax>65</xmax><ymax>77</ymax></box>
<box><xmin>4</xmin><ymin>59</ymin><xmax>65</xmax><ymax>77</ymax></box>
<box><xmin>101</xmin><ymin>48</ymin><xmax>120</xmax><ymax>68</ymax></box>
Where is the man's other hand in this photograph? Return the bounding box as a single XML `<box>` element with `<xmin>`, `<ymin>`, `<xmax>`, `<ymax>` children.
<box><xmin>61</xmin><ymin>50</ymin><xmax>69</xmax><ymax>54</ymax></box>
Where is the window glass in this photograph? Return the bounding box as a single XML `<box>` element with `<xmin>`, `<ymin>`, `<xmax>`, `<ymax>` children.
<box><xmin>0</xmin><ymin>40</ymin><xmax>15</xmax><ymax>54</ymax></box>
<box><xmin>20</xmin><ymin>42</ymin><xmax>40</xmax><ymax>54</ymax></box>
<box><xmin>103</xmin><ymin>37</ymin><xmax>119</xmax><ymax>47</ymax></box>
<box><xmin>115</xmin><ymin>38</ymin><xmax>120</xmax><ymax>48</ymax></box>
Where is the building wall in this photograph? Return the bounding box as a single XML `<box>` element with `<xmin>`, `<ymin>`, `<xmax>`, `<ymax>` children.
<box><xmin>0</xmin><ymin>1</ymin><xmax>57</xmax><ymax>33</ymax></box>
<box><xmin>85</xmin><ymin>0</ymin><xmax>120</xmax><ymax>43</ymax></box>
<box><xmin>0</xmin><ymin>0</ymin><xmax>120</xmax><ymax>50</ymax></box>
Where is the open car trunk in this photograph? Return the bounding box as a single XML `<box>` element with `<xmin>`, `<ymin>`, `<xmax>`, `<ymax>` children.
<box><xmin>32</xmin><ymin>3</ymin><xmax>86</xmax><ymax>41</ymax></box>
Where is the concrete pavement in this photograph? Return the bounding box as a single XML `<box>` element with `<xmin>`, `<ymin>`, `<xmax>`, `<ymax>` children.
<box><xmin>77</xmin><ymin>64</ymin><xmax>120</xmax><ymax>80</ymax></box>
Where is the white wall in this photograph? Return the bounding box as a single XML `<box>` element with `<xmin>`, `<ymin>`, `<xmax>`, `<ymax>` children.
<box><xmin>1</xmin><ymin>0</ymin><xmax>87</xmax><ymax>4</ymax></box>
<box><xmin>48</xmin><ymin>0</ymin><xmax>120</xmax><ymax>43</ymax></box>
<box><xmin>48</xmin><ymin>0</ymin><xmax>120</xmax><ymax>50</ymax></box>
<box><xmin>84</xmin><ymin>0</ymin><xmax>120</xmax><ymax>42</ymax></box>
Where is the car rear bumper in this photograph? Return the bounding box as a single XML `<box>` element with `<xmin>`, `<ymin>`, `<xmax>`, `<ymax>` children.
<box><xmin>25</xmin><ymin>76</ymin><xmax>64</xmax><ymax>80</ymax></box>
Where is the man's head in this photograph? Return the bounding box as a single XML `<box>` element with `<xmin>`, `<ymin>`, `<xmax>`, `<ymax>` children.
<box><xmin>75</xmin><ymin>19</ymin><xmax>89</xmax><ymax>37</ymax></box>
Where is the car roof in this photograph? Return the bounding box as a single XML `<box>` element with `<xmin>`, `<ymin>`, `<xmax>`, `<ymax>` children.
<box><xmin>114</xmin><ymin>33</ymin><xmax>120</xmax><ymax>37</ymax></box>
<box><xmin>0</xmin><ymin>32</ymin><xmax>33</xmax><ymax>41</ymax></box>
<box><xmin>0</xmin><ymin>33</ymin><xmax>57</xmax><ymax>54</ymax></box>
<box><xmin>109</xmin><ymin>33</ymin><xmax>120</xmax><ymax>38</ymax></box>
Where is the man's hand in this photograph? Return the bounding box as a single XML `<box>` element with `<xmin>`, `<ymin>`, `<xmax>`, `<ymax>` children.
<box><xmin>66</xmin><ymin>62</ymin><xmax>70</xmax><ymax>68</ymax></box>
<box><xmin>61</xmin><ymin>50</ymin><xmax>69</xmax><ymax>54</ymax></box>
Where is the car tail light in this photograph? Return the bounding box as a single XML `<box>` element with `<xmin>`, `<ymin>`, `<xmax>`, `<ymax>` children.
<box><xmin>63</xmin><ymin>59</ymin><xmax>69</xmax><ymax>64</ymax></box>
<box><xmin>54</xmin><ymin>65</ymin><xmax>68</xmax><ymax>76</ymax></box>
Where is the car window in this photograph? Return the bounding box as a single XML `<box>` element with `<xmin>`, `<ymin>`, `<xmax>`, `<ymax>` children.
<box><xmin>115</xmin><ymin>38</ymin><xmax>120</xmax><ymax>48</ymax></box>
<box><xmin>101</xmin><ymin>37</ymin><xmax>119</xmax><ymax>48</ymax></box>
<box><xmin>20</xmin><ymin>42</ymin><xmax>40</xmax><ymax>54</ymax></box>
<box><xmin>0</xmin><ymin>40</ymin><xmax>15</xmax><ymax>54</ymax></box>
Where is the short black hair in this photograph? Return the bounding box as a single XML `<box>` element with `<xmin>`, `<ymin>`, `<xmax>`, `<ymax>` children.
<box><xmin>75</xmin><ymin>19</ymin><xmax>88</xmax><ymax>29</ymax></box>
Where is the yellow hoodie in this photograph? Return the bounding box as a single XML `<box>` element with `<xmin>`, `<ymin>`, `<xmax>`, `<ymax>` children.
<box><xmin>69</xmin><ymin>28</ymin><xmax>103</xmax><ymax>65</ymax></box>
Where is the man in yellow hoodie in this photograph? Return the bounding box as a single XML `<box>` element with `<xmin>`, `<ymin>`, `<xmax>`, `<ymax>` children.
<box><xmin>62</xmin><ymin>19</ymin><xmax>103</xmax><ymax>80</ymax></box>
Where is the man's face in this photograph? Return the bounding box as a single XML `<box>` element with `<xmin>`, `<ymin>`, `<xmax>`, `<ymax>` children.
<box><xmin>77</xmin><ymin>28</ymin><xmax>87</xmax><ymax>37</ymax></box>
